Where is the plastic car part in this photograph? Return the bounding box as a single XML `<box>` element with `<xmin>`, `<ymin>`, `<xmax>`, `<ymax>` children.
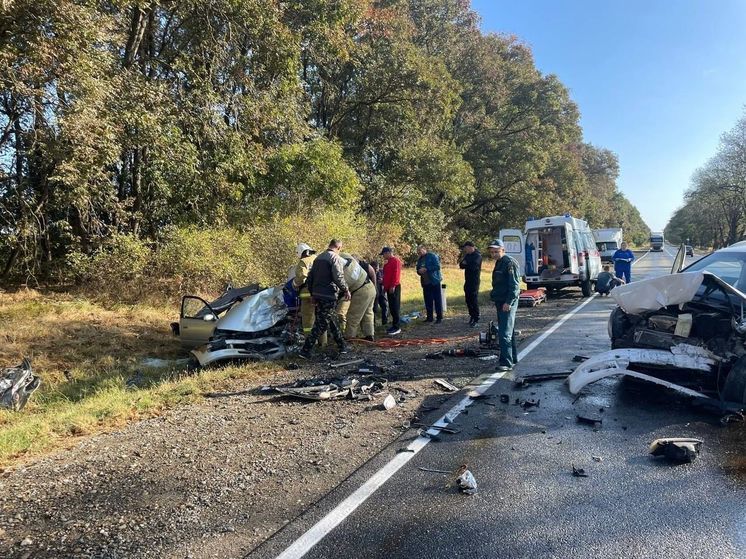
<box><xmin>191</xmin><ymin>336</ymin><xmax>288</xmax><ymax>366</ymax></box>
<box><xmin>0</xmin><ymin>358</ymin><xmax>41</xmax><ymax>411</ymax></box>
<box><xmin>567</xmin><ymin>345</ymin><xmax>718</xmax><ymax>397</ymax></box>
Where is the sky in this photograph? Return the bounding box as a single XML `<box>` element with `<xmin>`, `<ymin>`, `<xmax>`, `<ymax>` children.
<box><xmin>471</xmin><ymin>0</ymin><xmax>746</xmax><ymax>231</ymax></box>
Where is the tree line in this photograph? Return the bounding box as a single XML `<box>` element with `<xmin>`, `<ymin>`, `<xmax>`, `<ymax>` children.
<box><xmin>1</xmin><ymin>0</ymin><xmax>649</xmax><ymax>286</ymax></box>
<box><xmin>666</xmin><ymin>111</ymin><xmax>746</xmax><ymax>248</ymax></box>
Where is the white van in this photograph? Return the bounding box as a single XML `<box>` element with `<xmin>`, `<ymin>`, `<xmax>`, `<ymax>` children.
<box><xmin>593</xmin><ymin>228</ymin><xmax>623</xmax><ymax>263</ymax></box>
<box><xmin>500</xmin><ymin>215</ymin><xmax>602</xmax><ymax>297</ymax></box>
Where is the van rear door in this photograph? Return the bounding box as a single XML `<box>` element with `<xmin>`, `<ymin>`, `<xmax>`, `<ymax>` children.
<box><xmin>500</xmin><ymin>229</ymin><xmax>525</xmax><ymax>276</ymax></box>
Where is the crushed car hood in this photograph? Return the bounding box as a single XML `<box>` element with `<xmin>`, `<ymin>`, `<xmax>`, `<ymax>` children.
<box><xmin>611</xmin><ymin>271</ymin><xmax>746</xmax><ymax>314</ymax></box>
<box><xmin>215</xmin><ymin>286</ymin><xmax>288</xmax><ymax>333</ymax></box>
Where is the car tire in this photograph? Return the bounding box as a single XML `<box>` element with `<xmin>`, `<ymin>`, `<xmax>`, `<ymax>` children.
<box><xmin>609</xmin><ymin>306</ymin><xmax>632</xmax><ymax>349</ymax></box>
<box><xmin>723</xmin><ymin>356</ymin><xmax>746</xmax><ymax>404</ymax></box>
<box><xmin>581</xmin><ymin>278</ymin><xmax>592</xmax><ymax>297</ymax></box>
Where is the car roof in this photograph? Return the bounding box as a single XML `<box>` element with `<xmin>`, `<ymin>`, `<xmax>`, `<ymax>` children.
<box><xmin>717</xmin><ymin>241</ymin><xmax>746</xmax><ymax>252</ymax></box>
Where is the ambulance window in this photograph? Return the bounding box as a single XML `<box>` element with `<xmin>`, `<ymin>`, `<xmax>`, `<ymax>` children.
<box><xmin>503</xmin><ymin>235</ymin><xmax>522</xmax><ymax>254</ymax></box>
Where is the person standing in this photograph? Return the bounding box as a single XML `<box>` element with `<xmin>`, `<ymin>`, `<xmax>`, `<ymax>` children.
<box><xmin>292</xmin><ymin>243</ymin><xmax>326</xmax><ymax>346</ymax></box>
<box><xmin>340</xmin><ymin>255</ymin><xmax>377</xmax><ymax>341</ymax></box>
<box><xmin>298</xmin><ymin>239</ymin><xmax>350</xmax><ymax>358</ymax></box>
<box><xmin>370</xmin><ymin>261</ymin><xmax>389</xmax><ymax>326</ymax></box>
<box><xmin>612</xmin><ymin>241</ymin><xmax>635</xmax><ymax>283</ymax></box>
<box><xmin>416</xmin><ymin>245</ymin><xmax>443</xmax><ymax>323</ymax></box>
<box><xmin>488</xmin><ymin>239</ymin><xmax>520</xmax><ymax>371</ymax></box>
<box><xmin>380</xmin><ymin>247</ymin><xmax>402</xmax><ymax>335</ymax></box>
<box><xmin>458</xmin><ymin>241</ymin><xmax>482</xmax><ymax>327</ymax></box>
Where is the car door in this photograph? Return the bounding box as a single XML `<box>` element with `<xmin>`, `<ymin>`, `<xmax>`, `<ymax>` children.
<box><xmin>671</xmin><ymin>243</ymin><xmax>687</xmax><ymax>274</ymax></box>
<box><xmin>179</xmin><ymin>296</ymin><xmax>219</xmax><ymax>349</ymax></box>
<box><xmin>500</xmin><ymin>229</ymin><xmax>525</xmax><ymax>276</ymax></box>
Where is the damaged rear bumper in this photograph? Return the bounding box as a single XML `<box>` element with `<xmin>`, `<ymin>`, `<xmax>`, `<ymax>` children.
<box><xmin>567</xmin><ymin>345</ymin><xmax>718</xmax><ymax>398</ymax></box>
<box><xmin>191</xmin><ymin>336</ymin><xmax>288</xmax><ymax>367</ymax></box>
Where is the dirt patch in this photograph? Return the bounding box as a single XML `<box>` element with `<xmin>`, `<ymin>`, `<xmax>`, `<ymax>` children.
<box><xmin>0</xmin><ymin>291</ymin><xmax>585</xmax><ymax>558</ymax></box>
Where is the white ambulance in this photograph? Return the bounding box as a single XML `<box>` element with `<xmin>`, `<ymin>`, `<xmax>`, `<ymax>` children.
<box><xmin>500</xmin><ymin>215</ymin><xmax>603</xmax><ymax>297</ymax></box>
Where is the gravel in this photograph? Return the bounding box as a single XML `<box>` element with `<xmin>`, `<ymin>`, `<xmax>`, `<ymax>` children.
<box><xmin>0</xmin><ymin>292</ymin><xmax>584</xmax><ymax>558</ymax></box>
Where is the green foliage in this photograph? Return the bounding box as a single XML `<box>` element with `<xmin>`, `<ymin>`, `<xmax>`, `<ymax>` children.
<box><xmin>1</xmin><ymin>0</ymin><xmax>650</xmax><ymax>288</ymax></box>
<box><xmin>666</xmin><ymin>112</ymin><xmax>746</xmax><ymax>248</ymax></box>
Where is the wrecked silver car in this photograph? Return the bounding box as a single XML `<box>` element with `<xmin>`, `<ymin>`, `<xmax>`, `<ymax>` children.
<box><xmin>172</xmin><ymin>284</ymin><xmax>302</xmax><ymax>367</ymax></box>
<box><xmin>569</xmin><ymin>242</ymin><xmax>746</xmax><ymax>406</ymax></box>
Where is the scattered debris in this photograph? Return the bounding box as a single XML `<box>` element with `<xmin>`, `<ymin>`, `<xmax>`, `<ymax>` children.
<box><xmin>514</xmin><ymin>371</ymin><xmax>572</xmax><ymax>386</ymax></box>
<box><xmin>397</xmin><ymin>448</ymin><xmax>415</xmax><ymax>454</ymax></box>
<box><xmin>468</xmin><ymin>390</ymin><xmax>491</xmax><ymax>400</ymax></box>
<box><xmin>518</xmin><ymin>398</ymin><xmax>540</xmax><ymax>409</ymax></box>
<box><xmin>720</xmin><ymin>412</ymin><xmax>744</xmax><ymax>426</ymax></box>
<box><xmin>0</xmin><ymin>358</ymin><xmax>40</xmax><ymax>411</ymax></box>
<box><xmin>418</xmin><ymin>466</ymin><xmax>452</xmax><ymax>474</ymax></box>
<box><xmin>649</xmin><ymin>437</ymin><xmax>703</xmax><ymax>463</ymax></box>
<box><xmin>425</xmin><ymin>352</ymin><xmax>445</xmax><ymax>360</ymax></box>
<box><xmin>284</xmin><ymin>362</ymin><xmax>300</xmax><ymax>370</ymax></box>
<box><xmin>592</xmin><ymin>456</ymin><xmax>603</xmax><ymax>462</ymax></box>
<box><xmin>576</xmin><ymin>414</ymin><xmax>603</xmax><ymax>426</ymax></box>
<box><xmin>329</xmin><ymin>358</ymin><xmax>364</xmax><ymax>369</ymax></box>
<box><xmin>479</xmin><ymin>354</ymin><xmax>499</xmax><ymax>361</ymax></box>
<box><xmin>456</xmin><ymin>467</ymin><xmax>478</xmax><ymax>495</ymax></box>
<box><xmin>500</xmin><ymin>394</ymin><xmax>510</xmax><ymax>403</ymax></box>
<box><xmin>572</xmin><ymin>464</ymin><xmax>589</xmax><ymax>477</ymax></box>
<box><xmin>434</xmin><ymin>378</ymin><xmax>459</xmax><ymax>392</ymax></box>
<box><xmin>381</xmin><ymin>394</ymin><xmax>397</xmax><ymax>411</ymax></box>
<box><xmin>572</xmin><ymin>355</ymin><xmax>590</xmax><ymax>362</ymax></box>
<box><xmin>125</xmin><ymin>370</ymin><xmax>147</xmax><ymax>390</ymax></box>
<box><xmin>272</xmin><ymin>375</ymin><xmax>388</xmax><ymax>402</ymax></box>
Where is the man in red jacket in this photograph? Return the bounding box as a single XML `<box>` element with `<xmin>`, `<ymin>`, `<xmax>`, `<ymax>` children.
<box><xmin>380</xmin><ymin>247</ymin><xmax>402</xmax><ymax>335</ymax></box>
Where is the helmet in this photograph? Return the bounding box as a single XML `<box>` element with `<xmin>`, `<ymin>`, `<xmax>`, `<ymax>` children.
<box><xmin>296</xmin><ymin>243</ymin><xmax>315</xmax><ymax>258</ymax></box>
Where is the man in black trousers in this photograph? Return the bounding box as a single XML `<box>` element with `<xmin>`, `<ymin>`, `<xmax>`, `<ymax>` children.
<box><xmin>459</xmin><ymin>241</ymin><xmax>482</xmax><ymax>327</ymax></box>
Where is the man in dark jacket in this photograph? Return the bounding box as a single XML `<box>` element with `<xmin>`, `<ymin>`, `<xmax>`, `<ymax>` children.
<box><xmin>489</xmin><ymin>239</ymin><xmax>520</xmax><ymax>371</ymax></box>
<box><xmin>299</xmin><ymin>239</ymin><xmax>351</xmax><ymax>358</ymax></box>
<box><xmin>416</xmin><ymin>245</ymin><xmax>443</xmax><ymax>323</ymax></box>
<box><xmin>459</xmin><ymin>241</ymin><xmax>482</xmax><ymax>327</ymax></box>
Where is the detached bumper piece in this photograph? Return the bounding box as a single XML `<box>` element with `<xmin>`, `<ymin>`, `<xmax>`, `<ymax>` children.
<box><xmin>567</xmin><ymin>344</ymin><xmax>718</xmax><ymax>398</ymax></box>
<box><xmin>191</xmin><ymin>336</ymin><xmax>288</xmax><ymax>367</ymax></box>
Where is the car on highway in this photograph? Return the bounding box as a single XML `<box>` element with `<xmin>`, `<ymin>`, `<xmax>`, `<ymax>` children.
<box><xmin>686</xmin><ymin>245</ymin><xmax>694</xmax><ymax>257</ymax></box>
<box><xmin>569</xmin><ymin>241</ymin><xmax>746</xmax><ymax>405</ymax></box>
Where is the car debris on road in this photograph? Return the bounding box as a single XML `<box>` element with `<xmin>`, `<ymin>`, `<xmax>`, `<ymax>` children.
<box><xmin>270</xmin><ymin>375</ymin><xmax>389</xmax><ymax>402</ymax></box>
<box><xmin>0</xmin><ymin>358</ymin><xmax>40</xmax><ymax>411</ymax></box>
<box><xmin>649</xmin><ymin>437</ymin><xmax>703</xmax><ymax>463</ymax></box>
<box><xmin>434</xmin><ymin>378</ymin><xmax>459</xmax><ymax>392</ymax></box>
<box><xmin>567</xmin><ymin>266</ymin><xmax>746</xmax><ymax>408</ymax></box>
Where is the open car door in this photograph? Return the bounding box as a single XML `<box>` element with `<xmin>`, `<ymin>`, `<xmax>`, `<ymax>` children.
<box><xmin>500</xmin><ymin>229</ymin><xmax>525</xmax><ymax>276</ymax></box>
<box><xmin>179</xmin><ymin>296</ymin><xmax>219</xmax><ymax>349</ymax></box>
<box><xmin>670</xmin><ymin>243</ymin><xmax>686</xmax><ymax>274</ymax></box>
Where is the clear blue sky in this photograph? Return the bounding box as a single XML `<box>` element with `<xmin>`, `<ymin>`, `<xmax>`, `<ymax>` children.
<box><xmin>471</xmin><ymin>0</ymin><xmax>746</xmax><ymax>231</ymax></box>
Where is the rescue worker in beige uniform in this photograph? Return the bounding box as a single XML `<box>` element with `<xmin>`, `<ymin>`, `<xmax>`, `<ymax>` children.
<box><xmin>336</xmin><ymin>254</ymin><xmax>377</xmax><ymax>341</ymax></box>
<box><xmin>293</xmin><ymin>243</ymin><xmax>326</xmax><ymax>346</ymax></box>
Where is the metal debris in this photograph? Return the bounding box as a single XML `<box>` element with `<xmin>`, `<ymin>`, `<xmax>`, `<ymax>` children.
<box><xmin>273</xmin><ymin>375</ymin><xmax>388</xmax><ymax>402</ymax></box>
<box><xmin>649</xmin><ymin>437</ymin><xmax>703</xmax><ymax>463</ymax></box>
<box><xmin>381</xmin><ymin>394</ymin><xmax>397</xmax><ymax>411</ymax></box>
<box><xmin>514</xmin><ymin>371</ymin><xmax>572</xmax><ymax>386</ymax></box>
<box><xmin>329</xmin><ymin>358</ymin><xmax>365</xmax><ymax>369</ymax></box>
<box><xmin>572</xmin><ymin>355</ymin><xmax>590</xmax><ymax>362</ymax></box>
<box><xmin>0</xmin><ymin>359</ymin><xmax>40</xmax><ymax>411</ymax></box>
<box><xmin>434</xmin><ymin>378</ymin><xmax>458</xmax><ymax>392</ymax></box>
<box><xmin>572</xmin><ymin>464</ymin><xmax>589</xmax><ymax>477</ymax></box>
<box><xmin>576</xmin><ymin>414</ymin><xmax>603</xmax><ymax>426</ymax></box>
<box><xmin>456</xmin><ymin>468</ymin><xmax>478</xmax><ymax>495</ymax></box>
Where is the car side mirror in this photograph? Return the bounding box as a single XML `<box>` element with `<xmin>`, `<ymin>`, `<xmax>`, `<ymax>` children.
<box><xmin>203</xmin><ymin>314</ymin><xmax>216</xmax><ymax>322</ymax></box>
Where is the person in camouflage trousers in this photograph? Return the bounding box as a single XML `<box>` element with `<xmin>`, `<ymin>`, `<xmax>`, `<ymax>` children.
<box><xmin>299</xmin><ymin>239</ymin><xmax>350</xmax><ymax>358</ymax></box>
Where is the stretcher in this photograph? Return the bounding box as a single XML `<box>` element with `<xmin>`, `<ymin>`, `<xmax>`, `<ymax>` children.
<box><xmin>519</xmin><ymin>288</ymin><xmax>547</xmax><ymax>307</ymax></box>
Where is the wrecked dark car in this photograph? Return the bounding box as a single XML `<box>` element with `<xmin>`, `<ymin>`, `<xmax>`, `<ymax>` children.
<box><xmin>569</xmin><ymin>242</ymin><xmax>746</xmax><ymax>406</ymax></box>
<box><xmin>173</xmin><ymin>284</ymin><xmax>302</xmax><ymax>367</ymax></box>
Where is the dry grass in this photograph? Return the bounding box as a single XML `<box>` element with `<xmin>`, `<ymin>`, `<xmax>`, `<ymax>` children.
<box><xmin>0</xmin><ymin>289</ymin><xmax>270</xmax><ymax>467</ymax></box>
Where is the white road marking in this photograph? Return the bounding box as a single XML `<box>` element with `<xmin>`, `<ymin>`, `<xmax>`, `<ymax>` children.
<box><xmin>275</xmin><ymin>294</ymin><xmax>602</xmax><ymax>559</ymax></box>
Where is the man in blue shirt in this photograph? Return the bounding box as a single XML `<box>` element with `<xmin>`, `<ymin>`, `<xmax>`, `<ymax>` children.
<box><xmin>416</xmin><ymin>245</ymin><xmax>443</xmax><ymax>323</ymax></box>
<box><xmin>612</xmin><ymin>241</ymin><xmax>635</xmax><ymax>283</ymax></box>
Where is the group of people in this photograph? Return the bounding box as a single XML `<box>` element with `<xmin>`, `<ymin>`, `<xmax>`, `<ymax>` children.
<box><xmin>290</xmin><ymin>237</ymin><xmax>520</xmax><ymax>373</ymax></box>
<box><xmin>595</xmin><ymin>241</ymin><xmax>635</xmax><ymax>296</ymax></box>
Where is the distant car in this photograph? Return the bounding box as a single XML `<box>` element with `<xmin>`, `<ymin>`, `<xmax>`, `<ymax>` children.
<box><xmin>685</xmin><ymin>245</ymin><xmax>694</xmax><ymax>257</ymax></box>
<box><xmin>568</xmin><ymin>242</ymin><xmax>746</xmax><ymax>405</ymax></box>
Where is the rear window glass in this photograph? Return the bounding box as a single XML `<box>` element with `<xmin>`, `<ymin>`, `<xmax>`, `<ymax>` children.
<box><xmin>503</xmin><ymin>235</ymin><xmax>522</xmax><ymax>254</ymax></box>
<box><xmin>597</xmin><ymin>242</ymin><xmax>618</xmax><ymax>250</ymax></box>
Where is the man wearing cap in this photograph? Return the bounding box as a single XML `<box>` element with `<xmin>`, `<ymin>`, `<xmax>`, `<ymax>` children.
<box><xmin>380</xmin><ymin>247</ymin><xmax>402</xmax><ymax>335</ymax></box>
<box><xmin>489</xmin><ymin>239</ymin><xmax>520</xmax><ymax>371</ymax></box>
<box><xmin>459</xmin><ymin>241</ymin><xmax>482</xmax><ymax>327</ymax></box>
<box><xmin>293</xmin><ymin>243</ymin><xmax>326</xmax><ymax>346</ymax></box>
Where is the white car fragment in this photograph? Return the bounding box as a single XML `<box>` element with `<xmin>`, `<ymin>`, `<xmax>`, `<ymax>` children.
<box><xmin>567</xmin><ymin>344</ymin><xmax>718</xmax><ymax>398</ymax></box>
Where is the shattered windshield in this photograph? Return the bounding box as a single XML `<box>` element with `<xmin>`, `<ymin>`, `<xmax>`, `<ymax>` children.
<box><xmin>683</xmin><ymin>251</ymin><xmax>746</xmax><ymax>291</ymax></box>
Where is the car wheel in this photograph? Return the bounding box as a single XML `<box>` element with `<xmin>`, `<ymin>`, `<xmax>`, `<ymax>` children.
<box><xmin>723</xmin><ymin>356</ymin><xmax>746</xmax><ymax>404</ymax></box>
<box><xmin>609</xmin><ymin>306</ymin><xmax>632</xmax><ymax>349</ymax></box>
<box><xmin>581</xmin><ymin>278</ymin><xmax>592</xmax><ymax>297</ymax></box>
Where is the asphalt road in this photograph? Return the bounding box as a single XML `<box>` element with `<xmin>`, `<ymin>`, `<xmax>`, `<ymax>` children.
<box><xmin>251</xmin><ymin>249</ymin><xmax>745</xmax><ymax>559</ymax></box>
